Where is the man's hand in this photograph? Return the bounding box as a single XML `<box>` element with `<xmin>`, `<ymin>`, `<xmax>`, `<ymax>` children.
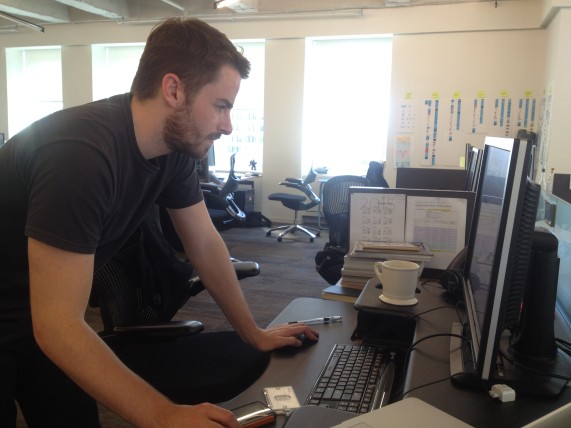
<box><xmin>249</xmin><ymin>323</ymin><xmax>320</xmax><ymax>352</ymax></box>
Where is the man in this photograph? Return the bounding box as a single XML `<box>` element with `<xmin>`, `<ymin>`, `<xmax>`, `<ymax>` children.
<box><xmin>0</xmin><ymin>18</ymin><xmax>318</xmax><ymax>427</ymax></box>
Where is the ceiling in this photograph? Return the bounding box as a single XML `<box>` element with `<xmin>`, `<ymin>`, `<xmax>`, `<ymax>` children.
<box><xmin>0</xmin><ymin>0</ymin><xmax>507</xmax><ymax>31</ymax></box>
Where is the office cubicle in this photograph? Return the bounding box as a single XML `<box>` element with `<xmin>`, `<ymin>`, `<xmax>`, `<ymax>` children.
<box><xmin>348</xmin><ymin>187</ymin><xmax>475</xmax><ymax>270</ymax></box>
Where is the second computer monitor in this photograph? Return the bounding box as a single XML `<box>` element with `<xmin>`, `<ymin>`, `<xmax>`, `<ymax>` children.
<box><xmin>396</xmin><ymin>167</ymin><xmax>468</xmax><ymax>191</ymax></box>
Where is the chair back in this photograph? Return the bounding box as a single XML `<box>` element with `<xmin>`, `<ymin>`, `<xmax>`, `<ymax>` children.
<box><xmin>92</xmin><ymin>208</ymin><xmax>200</xmax><ymax>333</ymax></box>
<box><xmin>322</xmin><ymin>175</ymin><xmax>370</xmax><ymax>251</ymax></box>
<box><xmin>366</xmin><ymin>161</ymin><xmax>389</xmax><ymax>187</ymax></box>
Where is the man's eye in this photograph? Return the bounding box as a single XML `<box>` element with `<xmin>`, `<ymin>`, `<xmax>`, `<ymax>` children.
<box><xmin>216</xmin><ymin>104</ymin><xmax>226</xmax><ymax>112</ymax></box>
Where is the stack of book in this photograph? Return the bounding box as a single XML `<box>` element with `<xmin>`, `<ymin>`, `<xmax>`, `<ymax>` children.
<box><xmin>343</xmin><ymin>241</ymin><xmax>433</xmax><ymax>287</ymax></box>
<box><xmin>322</xmin><ymin>241</ymin><xmax>433</xmax><ymax>302</ymax></box>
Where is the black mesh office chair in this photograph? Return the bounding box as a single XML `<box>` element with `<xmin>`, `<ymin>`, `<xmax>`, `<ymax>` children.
<box><xmin>266</xmin><ymin>168</ymin><xmax>321</xmax><ymax>242</ymax></box>
<box><xmin>365</xmin><ymin>161</ymin><xmax>389</xmax><ymax>188</ymax></box>
<box><xmin>201</xmin><ymin>153</ymin><xmax>246</xmax><ymax>231</ymax></box>
<box><xmin>90</xmin><ymin>207</ymin><xmax>267</xmax><ymax>404</ymax></box>
<box><xmin>314</xmin><ymin>175</ymin><xmax>370</xmax><ymax>284</ymax></box>
<box><xmin>322</xmin><ymin>175</ymin><xmax>370</xmax><ymax>252</ymax></box>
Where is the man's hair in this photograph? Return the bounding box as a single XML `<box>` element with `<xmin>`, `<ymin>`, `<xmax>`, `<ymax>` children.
<box><xmin>131</xmin><ymin>18</ymin><xmax>250</xmax><ymax>101</ymax></box>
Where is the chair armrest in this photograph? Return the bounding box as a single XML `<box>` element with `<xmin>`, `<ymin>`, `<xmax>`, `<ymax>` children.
<box><xmin>233</xmin><ymin>261</ymin><xmax>261</xmax><ymax>279</ymax></box>
<box><xmin>279</xmin><ymin>181</ymin><xmax>304</xmax><ymax>191</ymax></box>
<box><xmin>282</xmin><ymin>177</ymin><xmax>303</xmax><ymax>185</ymax></box>
<box><xmin>201</xmin><ymin>182</ymin><xmax>221</xmax><ymax>194</ymax></box>
<box><xmin>113</xmin><ymin>320</ymin><xmax>204</xmax><ymax>338</ymax></box>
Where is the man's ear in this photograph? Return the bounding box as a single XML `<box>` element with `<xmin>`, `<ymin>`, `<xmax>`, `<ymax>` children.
<box><xmin>162</xmin><ymin>73</ymin><xmax>183</xmax><ymax>107</ymax></box>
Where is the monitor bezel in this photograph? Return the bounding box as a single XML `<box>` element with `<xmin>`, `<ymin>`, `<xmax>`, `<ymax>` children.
<box><xmin>465</xmin><ymin>146</ymin><xmax>483</xmax><ymax>192</ymax></box>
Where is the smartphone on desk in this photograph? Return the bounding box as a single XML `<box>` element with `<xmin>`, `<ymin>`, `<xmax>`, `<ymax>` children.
<box><xmin>231</xmin><ymin>401</ymin><xmax>276</xmax><ymax>428</ymax></box>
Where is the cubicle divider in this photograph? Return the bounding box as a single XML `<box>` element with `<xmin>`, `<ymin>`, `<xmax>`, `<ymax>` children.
<box><xmin>348</xmin><ymin>187</ymin><xmax>475</xmax><ymax>271</ymax></box>
<box><xmin>536</xmin><ymin>190</ymin><xmax>571</xmax><ymax>328</ymax></box>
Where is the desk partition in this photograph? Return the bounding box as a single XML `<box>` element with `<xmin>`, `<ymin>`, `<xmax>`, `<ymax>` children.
<box><xmin>348</xmin><ymin>187</ymin><xmax>475</xmax><ymax>270</ymax></box>
<box><xmin>536</xmin><ymin>190</ymin><xmax>571</xmax><ymax>330</ymax></box>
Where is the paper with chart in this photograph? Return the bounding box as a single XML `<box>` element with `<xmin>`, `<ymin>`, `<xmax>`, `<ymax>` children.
<box><xmin>404</xmin><ymin>196</ymin><xmax>467</xmax><ymax>269</ymax></box>
<box><xmin>349</xmin><ymin>193</ymin><xmax>406</xmax><ymax>247</ymax></box>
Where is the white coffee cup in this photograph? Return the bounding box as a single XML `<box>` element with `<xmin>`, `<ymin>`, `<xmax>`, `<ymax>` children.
<box><xmin>374</xmin><ymin>260</ymin><xmax>420</xmax><ymax>306</ymax></box>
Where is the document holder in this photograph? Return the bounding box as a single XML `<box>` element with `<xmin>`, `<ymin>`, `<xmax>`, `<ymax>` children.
<box><xmin>352</xmin><ymin>278</ymin><xmax>446</xmax><ymax>343</ymax></box>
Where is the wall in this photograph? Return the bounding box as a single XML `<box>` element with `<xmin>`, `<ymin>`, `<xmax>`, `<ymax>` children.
<box><xmin>543</xmin><ymin>8</ymin><xmax>571</xmax><ymax>177</ymax></box>
<box><xmin>0</xmin><ymin>1</ymin><xmax>569</xmax><ymax>223</ymax></box>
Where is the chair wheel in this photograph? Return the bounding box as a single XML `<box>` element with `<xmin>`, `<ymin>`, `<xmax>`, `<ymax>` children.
<box><xmin>316</xmin><ymin>232</ymin><xmax>321</xmax><ymax>237</ymax></box>
<box><xmin>278</xmin><ymin>237</ymin><xmax>282</xmax><ymax>242</ymax></box>
<box><xmin>266</xmin><ymin>231</ymin><xmax>271</xmax><ymax>236</ymax></box>
<box><xmin>309</xmin><ymin>238</ymin><xmax>314</xmax><ymax>243</ymax></box>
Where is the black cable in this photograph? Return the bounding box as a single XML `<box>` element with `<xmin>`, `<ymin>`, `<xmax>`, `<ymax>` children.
<box><xmin>401</xmin><ymin>375</ymin><xmax>452</xmax><ymax>397</ymax></box>
<box><xmin>393</xmin><ymin>332</ymin><xmax>466</xmax><ymax>397</ymax></box>
<box><xmin>403</xmin><ymin>305</ymin><xmax>458</xmax><ymax>324</ymax></box>
<box><xmin>499</xmin><ymin>346</ymin><xmax>571</xmax><ymax>381</ymax></box>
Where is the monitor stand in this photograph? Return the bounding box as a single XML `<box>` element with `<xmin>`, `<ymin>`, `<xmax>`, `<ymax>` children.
<box><xmin>498</xmin><ymin>332</ymin><xmax>570</xmax><ymax>397</ymax></box>
<box><xmin>449</xmin><ymin>322</ymin><xmax>571</xmax><ymax>397</ymax></box>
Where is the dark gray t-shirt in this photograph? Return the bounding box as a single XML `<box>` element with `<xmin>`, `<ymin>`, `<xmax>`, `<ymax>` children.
<box><xmin>0</xmin><ymin>93</ymin><xmax>202</xmax><ymax>330</ymax></box>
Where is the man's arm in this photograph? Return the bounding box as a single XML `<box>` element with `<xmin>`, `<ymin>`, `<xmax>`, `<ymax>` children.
<box><xmin>28</xmin><ymin>238</ymin><xmax>239</xmax><ymax>428</ymax></box>
<box><xmin>166</xmin><ymin>202</ymin><xmax>318</xmax><ymax>351</ymax></box>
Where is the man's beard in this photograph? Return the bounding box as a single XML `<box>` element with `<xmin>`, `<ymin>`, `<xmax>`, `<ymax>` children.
<box><xmin>163</xmin><ymin>103</ymin><xmax>220</xmax><ymax>160</ymax></box>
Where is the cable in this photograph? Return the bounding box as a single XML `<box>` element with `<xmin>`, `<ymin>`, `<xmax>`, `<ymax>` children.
<box><xmin>401</xmin><ymin>375</ymin><xmax>452</xmax><ymax>397</ymax></box>
<box><xmin>393</xmin><ymin>332</ymin><xmax>466</xmax><ymax>398</ymax></box>
<box><xmin>499</xmin><ymin>347</ymin><xmax>571</xmax><ymax>381</ymax></box>
<box><xmin>403</xmin><ymin>305</ymin><xmax>458</xmax><ymax>324</ymax></box>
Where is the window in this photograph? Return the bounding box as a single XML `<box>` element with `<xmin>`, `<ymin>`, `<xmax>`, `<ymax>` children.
<box><xmin>92</xmin><ymin>43</ymin><xmax>145</xmax><ymax>100</ymax></box>
<box><xmin>215</xmin><ymin>40</ymin><xmax>265</xmax><ymax>173</ymax></box>
<box><xmin>5</xmin><ymin>47</ymin><xmax>63</xmax><ymax>137</ymax></box>
<box><xmin>302</xmin><ymin>36</ymin><xmax>393</xmax><ymax>176</ymax></box>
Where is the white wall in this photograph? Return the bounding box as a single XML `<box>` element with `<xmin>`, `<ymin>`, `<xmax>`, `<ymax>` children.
<box><xmin>0</xmin><ymin>1</ymin><xmax>569</xmax><ymax>223</ymax></box>
<box><xmin>386</xmin><ymin>29</ymin><xmax>546</xmax><ymax>183</ymax></box>
<box><xmin>542</xmin><ymin>8</ymin><xmax>571</xmax><ymax>177</ymax></box>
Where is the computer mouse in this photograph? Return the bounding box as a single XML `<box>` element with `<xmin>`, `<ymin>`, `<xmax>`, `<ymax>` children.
<box><xmin>296</xmin><ymin>333</ymin><xmax>318</xmax><ymax>347</ymax></box>
<box><xmin>276</xmin><ymin>334</ymin><xmax>317</xmax><ymax>355</ymax></box>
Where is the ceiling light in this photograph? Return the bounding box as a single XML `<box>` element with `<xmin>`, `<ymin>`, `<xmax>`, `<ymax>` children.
<box><xmin>0</xmin><ymin>11</ymin><xmax>44</xmax><ymax>32</ymax></box>
<box><xmin>215</xmin><ymin>0</ymin><xmax>258</xmax><ymax>13</ymax></box>
<box><xmin>159</xmin><ymin>0</ymin><xmax>185</xmax><ymax>11</ymax></box>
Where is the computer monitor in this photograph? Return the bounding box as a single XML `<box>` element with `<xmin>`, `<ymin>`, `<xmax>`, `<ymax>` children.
<box><xmin>450</xmin><ymin>137</ymin><xmax>571</xmax><ymax>397</ymax></box>
<box><xmin>464</xmin><ymin>146</ymin><xmax>482</xmax><ymax>192</ymax></box>
<box><xmin>396</xmin><ymin>168</ymin><xmax>467</xmax><ymax>191</ymax></box>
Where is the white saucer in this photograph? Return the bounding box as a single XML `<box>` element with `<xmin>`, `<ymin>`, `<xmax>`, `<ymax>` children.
<box><xmin>379</xmin><ymin>294</ymin><xmax>418</xmax><ymax>306</ymax></box>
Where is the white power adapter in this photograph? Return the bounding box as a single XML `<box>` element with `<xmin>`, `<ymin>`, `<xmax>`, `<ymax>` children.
<box><xmin>489</xmin><ymin>384</ymin><xmax>516</xmax><ymax>402</ymax></box>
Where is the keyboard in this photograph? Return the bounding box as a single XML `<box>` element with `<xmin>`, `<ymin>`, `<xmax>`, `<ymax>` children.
<box><xmin>305</xmin><ymin>344</ymin><xmax>395</xmax><ymax>413</ymax></box>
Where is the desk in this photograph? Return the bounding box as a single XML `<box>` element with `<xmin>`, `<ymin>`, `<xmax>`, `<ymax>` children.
<box><xmin>223</xmin><ymin>298</ymin><xmax>357</xmax><ymax>425</ymax></box>
<box><xmin>224</xmin><ymin>293</ymin><xmax>571</xmax><ymax>427</ymax></box>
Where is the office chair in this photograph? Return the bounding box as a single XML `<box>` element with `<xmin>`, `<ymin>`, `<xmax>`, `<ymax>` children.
<box><xmin>201</xmin><ymin>153</ymin><xmax>246</xmax><ymax>231</ymax></box>
<box><xmin>314</xmin><ymin>175</ymin><xmax>369</xmax><ymax>284</ymax></box>
<box><xmin>91</xmin><ymin>208</ymin><xmax>266</xmax><ymax>404</ymax></box>
<box><xmin>266</xmin><ymin>168</ymin><xmax>321</xmax><ymax>242</ymax></box>
<box><xmin>366</xmin><ymin>161</ymin><xmax>389</xmax><ymax>188</ymax></box>
<box><xmin>321</xmin><ymin>175</ymin><xmax>370</xmax><ymax>252</ymax></box>
<box><xmin>159</xmin><ymin>154</ymin><xmax>245</xmax><ymax>254</ymax></box>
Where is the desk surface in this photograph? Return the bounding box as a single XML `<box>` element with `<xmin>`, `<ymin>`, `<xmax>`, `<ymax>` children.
<box><xmin>224</xmin><ymin>294</ymin><xmax>571</xmax><ymax>427</ymax></box>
